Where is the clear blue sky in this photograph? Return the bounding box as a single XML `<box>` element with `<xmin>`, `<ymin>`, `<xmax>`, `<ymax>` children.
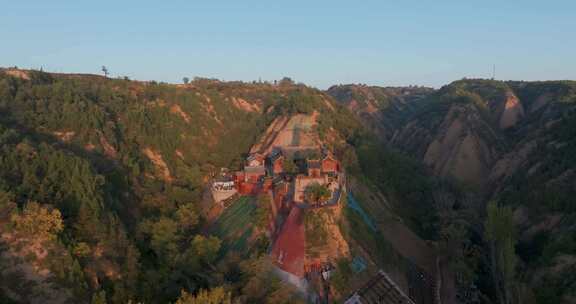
<box><xmin>2</xmin><ymin>1</ymin><xmax>575</xmax><ymax>88</ymax></box>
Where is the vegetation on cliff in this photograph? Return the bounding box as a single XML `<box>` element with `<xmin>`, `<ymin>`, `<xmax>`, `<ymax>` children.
<box><xmin>330</xmin><ymin>79</ymin><xmax>576</xmax><ymax>303</ymax></box>
<box><xmin>2</xmin><ymin>68</ymin><xmax>575</xmax><ymax>303</ymax></box>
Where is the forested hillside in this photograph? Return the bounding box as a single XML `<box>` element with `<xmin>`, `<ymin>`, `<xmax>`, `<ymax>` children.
<box><xmin>2</xmin><ymin>68</ymin><xmax>575</xmax><ymax>303</ymax></box>
<box><xmin>0</xmin><ymin>70</ymin><xmax>315</xmax><ymax>303</ymax></box>
<box><xmin>0</xmin><ymin>69</ymin><xmax>441</xmax><ymax>303</ymax></box>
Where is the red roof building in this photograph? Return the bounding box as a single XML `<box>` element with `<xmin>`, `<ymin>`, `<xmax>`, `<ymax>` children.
<box><xmin>272</xmin><ymin>154</ymin><xmax>284</xmax><ymax>175</ymax></box>
<box><xmin>321</xmin><ymin>153</ymin><xmax>339</xmax><ymax>174</ymax></box>
<box><xmin>307</xmin><ymin>159</ymin><xmax>322</xmax><ymax>177</ymax></box>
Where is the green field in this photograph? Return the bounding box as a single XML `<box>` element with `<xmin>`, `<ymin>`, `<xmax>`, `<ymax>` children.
<box><xmin>210</xmin><ymin>196</ymin><xmax>257</xmax><ymax>253</ymax></box>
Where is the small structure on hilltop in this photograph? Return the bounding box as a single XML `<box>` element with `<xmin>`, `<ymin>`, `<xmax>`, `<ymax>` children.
<box><xmin>211</xmin><ymin>168</ymin><xmax>238</xmax><ymax>204</ymax></box>
<box><xmin>345</xmin><ymin>270</ymin><xmax>415</xmax><ymax>304</ymax></box>
<box><xmin>321</xmin><ymin>151</ymin><xmax>339</xmax><ymax>175</ymax></box>
<box><xmin>307</xmin><ymin>159</ymin><xmax>322</xmax><ymax>177</ymax></box>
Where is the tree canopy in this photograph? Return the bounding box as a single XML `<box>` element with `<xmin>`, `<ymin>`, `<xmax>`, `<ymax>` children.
<box><xmin>304</xmin><ymin>182</ymin><xmax>331</xmax><ymax>204</ymax></box>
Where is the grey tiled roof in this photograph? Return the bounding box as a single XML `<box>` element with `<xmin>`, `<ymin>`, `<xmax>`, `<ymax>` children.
<box><xmin>345</xmin><ymin>270</ymin><xmax>415</xmax><ymax>304</ymax></box>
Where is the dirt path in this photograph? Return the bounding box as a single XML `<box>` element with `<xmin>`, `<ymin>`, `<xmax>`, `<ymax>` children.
<box><xmin>250</xmin><ymin>116</ymin><xmax>290</xmax><ymax>154</ymax></box>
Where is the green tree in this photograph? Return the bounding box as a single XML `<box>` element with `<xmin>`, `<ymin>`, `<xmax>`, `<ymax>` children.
<box><xmin>69</xmin><ymin>259</ymin><xmax>88</xmax><ymax>293</ymax></box>
<box><xmin>91</xmin><ymin>290</ymin><xmax>107</xmax><ymax>304</ymax></box>
<box><xmin>10</xmin><ymin>201</ymin><xmax>63</xmax><ymax>239</ymax></box>
<box><xmin>74</xmin><ymin>204</ymin><xmax>102</xmax><ymax>242</ymax></box>
<box><xmin>148</xmin><ymin>217</ymin><xmax>180</xmax><ymax>259</ymax></box>
<box><xmin>183</xmin><ymin>77</ymin><xmax>190</xmax><ymax>84</ymax></box>
<box><xmin>254</xmin><ymin>194</ymin><xmax>272</xmax><ymax>230</ymax></box>
<box><xmin>175</xmin><ymin>287</ymin><xmax>231</xmax><ymax>304</ymax></box>
<box><xmin>485</xmin><ymin>201</ymin><xmax>517</xmax><ymax>304</ymax></box>
<box><xmin>191</xmin><ymin>235</ymin><xmax>221</xmax><ymax>265</ymax></box>
<box><xmin>330</xmin><ymin>258</ymin><xmax>353</xmax><ymax>293</ymax></box>
<box><xmin>278</xmin><ymin>77</ymin><xmax>294</xmax><ymax>86</ymax></box>
<box><xmin>0</xmin><ymin>191</ymin><xmax>16</xmax><ymax>219</ymax></box>
<box><xmin>304</xmin><ymin>183</ymin><xmax>331</xmax><ymax>205</ymax></box>
<box><xmin>239</xmin><ymin>256</ymin><xmax>303</xmax><ymax>303</ymax></box>
<box><xmin>282</xmin><ymin>158</ymin><xmax>297</xmax><ymax>175</ymax></box>
<box><xmin>175</xmin><ymin>203</ymin><xmax>199</xmax><ymax>232</ymax></box>
<box><xmin>240</xmin><ymin>256</ymin><xmax>278</xmax><ymax>301</ymax></box>
<box><xmin>73</xmin><ymin>242</ymin><xmax>91</xmax><ymax>258</ymax></box>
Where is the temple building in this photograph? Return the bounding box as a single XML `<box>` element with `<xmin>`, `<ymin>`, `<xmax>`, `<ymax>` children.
<box><xmin>321</xmin><ymin>152</ymin><xmax>339</xmax><ymax>174</ymax></box>
<box><xmin>307</xmin><ymin>159</ymin><xmax>322</xmax><ymax>177</ymax></box>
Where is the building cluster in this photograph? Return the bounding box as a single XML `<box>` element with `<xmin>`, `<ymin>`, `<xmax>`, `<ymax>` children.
<box><xmin>212</xmin><ymin>146</ymin><xmax>341</xmax><ymax>206</ymax></box>
<box><xmin>211</xmin><ymin>144</ymin><xmax>347</xmax><ymax>298</ymax></box>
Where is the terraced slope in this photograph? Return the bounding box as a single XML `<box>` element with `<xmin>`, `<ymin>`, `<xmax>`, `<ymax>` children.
<box><xmin>210</xmin><ymin>196</ymin><xmax>257</xmax><ymax>253</ymax></box>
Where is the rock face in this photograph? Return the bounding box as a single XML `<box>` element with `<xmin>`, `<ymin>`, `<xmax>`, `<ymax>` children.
<box><xmin>389</xmin><ymin>101</ymin><xmax>501</xmax><ymax>186</ymax></box>
<box><xmin>489</xmin><ymin>140</ymin><xmax>537</xmax><ymax>182</ymax></box>
<box><xmin>331</xmin><ymin>80</ymin><xmax>576</xmax><ymax>190</ymax></box>
<box><xmin>326</xmin><ymin>84</ymin><xmax>434</xmax><ymax>141</ymax></box>
<box><xmin>423</xmin><ymin>104</ymin><xmax>493</xmax><ymax>184</ymax></box>
<box><xmin>142</xmin><ymin>147</ymin><xmax>173</xmax><ymax>182</ymax></box>
<box><xmin>498</xmin><ymin>91</ymin><xmax>525</xmax><ymax>129</ymax></box>
<box><xmin>230</xmin><ymin>97</ymin><xmax>261</xmax><ymax>113</ymax></box>
<box><xmin>170</xmin><ymin>104</ymin><xmax>191</xmax><ymax>123</ymax></box>
<box><xmin>3</xmin><ymin>68</ymin><xmax>30</xmax><ymax>80</ymax></box>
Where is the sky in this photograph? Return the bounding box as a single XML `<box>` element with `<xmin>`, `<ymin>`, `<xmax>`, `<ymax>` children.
<box><xmin>1</xmin><ymin>1</ymin><xmax>575</xmax><ymax>89</ymax></box>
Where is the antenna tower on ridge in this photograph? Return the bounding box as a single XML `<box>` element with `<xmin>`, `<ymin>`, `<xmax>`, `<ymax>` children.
<box><xmin>492</xmin><ymin>64</ymin><xmax>496</xmax><ymax>80</ymax></box>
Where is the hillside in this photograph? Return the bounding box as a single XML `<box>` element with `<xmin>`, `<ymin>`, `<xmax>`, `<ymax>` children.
<box><xmin>3</xmin><ymin>68</ymin><xmax>575</xmax><ymax>303</ymax></box>
<box><xmin>326</xmin><ymin>84</ymin><xmax>434</xmax><ymax>142</ymax></box>
<box><xmin>330</xmin><ymin>80</ymin><xmax>576</xmax><ymax>303</ymax></box>
<box><xmin>0</xmin><ymin>69</ymin><xmax>323</xmax><ymax>303</ymax></box>
<box><xmin>1</xmin><ymin>69</ymin><xmax>443</xmax><ymax>304</ymax></box>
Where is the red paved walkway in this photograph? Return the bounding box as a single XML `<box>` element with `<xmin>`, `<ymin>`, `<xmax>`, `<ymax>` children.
<box><xmin>271</xmin><ymin>206</ymin><xmax>305</xmax><ymax>277</ymax></box>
